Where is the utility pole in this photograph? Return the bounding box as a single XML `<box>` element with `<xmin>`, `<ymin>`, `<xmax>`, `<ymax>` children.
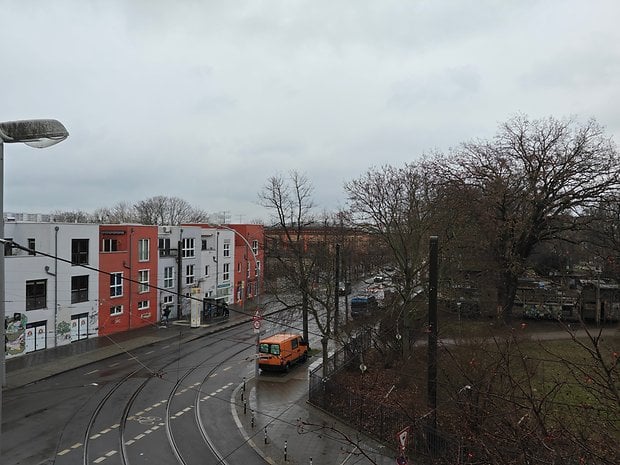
<box><xmin>176</xmin><ymin>238</ymin><xmax>183</xmax><ymax>320</ymax></box>
<box><xmin>334</xmin><ymin>243</ymin><xmax>340</xmax><ymax>336</ymax></box>
<box><xmin>427</xmin><ymin>236</ymin><xmax>439</xmax><ymax>430</ymax></box>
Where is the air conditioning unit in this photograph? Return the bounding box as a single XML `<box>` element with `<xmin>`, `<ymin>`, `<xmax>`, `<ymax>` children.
<box><xmin>162</xmin><ymin>226</ymin><xmax>172</xmax><ymax>234</ymax></box>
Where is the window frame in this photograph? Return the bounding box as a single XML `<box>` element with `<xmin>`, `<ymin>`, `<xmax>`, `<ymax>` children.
<box><xmin>71</xmin><ymin>275</ymin><xmax>89</xmax><ymax>304</ymax></box>
<box><xmin>110</xmin><ymin>305</ymin><xmax>123</xmax><ymax>316</ymax></box>
<box><xmin>71</xmin><ymin>239</ymin><xmax>89</xmax><ymax>265</ymax></box>
<box><xmin>164</xmin><ymin>266</ymin><xmax>174</xmax><ymax>288</ymax></box>
<box><xmin>138</xmin><ymin>238</ymin><xmax>150</xmax><ymax>261</ymax></box>
<box><xmin>110</xmin><ymin>272</ymin><xmax>123</xmax><ymax>298</ymax></box>
<box><xmin>182</xmin><ymin>237</ymin><xmax>195</xmax><ymax>258</ymax></box>
<box><xmin>138</xmin><ymin>269</ymin><xmax>149</xmax><ymax>293</ymax></box>
<box><xmin>26</xmin><ymin>279</ymin><xmax>47</xmax><ymax>310</ymax></box>
<box><xmin>185</xmin><ymin>264</ymin><xmax>195</xmax><ymax>284</ymax></box>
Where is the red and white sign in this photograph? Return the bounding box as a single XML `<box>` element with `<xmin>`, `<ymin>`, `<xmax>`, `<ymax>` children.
<box><xmin>397</xmin><ymin>426</ymin><xmax>410</xmax><ymax>451</ymax></box>
<box><xmin>253</xmin><ymin>309</ymin><xmax>262</xmax><ymax>333</ymax></box>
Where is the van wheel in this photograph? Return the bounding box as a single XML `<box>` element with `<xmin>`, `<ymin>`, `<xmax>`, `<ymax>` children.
<box><xmin>300</xmin><ymin>352</ymin><xmax>308</xmax><ymax>363</ymax></box>
<box><xmin>284</xmin><ymin>363</ymin><xmax>290</xmax><ymax>373</ymax></box>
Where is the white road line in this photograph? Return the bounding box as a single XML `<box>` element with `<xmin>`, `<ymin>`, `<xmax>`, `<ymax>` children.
<box><xmin>151</xmin><ymin>425</ymin><xmax>160</xmax><ymax>431</ymax></box>
<box><xmin>100</xmin><ymin>428</ymin><xmax>111</xmax><ymax>434</ymax></box>
<box><xmin>145</xmin><ymin>350</ymin><xmax>154</xmax><ymax>355</ymax></box>
<box><xmin>57</xmin><ymin>449</ymin><xmax>70</xmax><ymax>456</ymax></box>
<box><xmin>90</xmin><ymin>433</ymin><xmax>101</xmax><ymax>440</ymax></box>
<box><xmin>85</xmin><ymin>369</ymin><xmax>99</xmax><ymax>375</ymax></box>
<box><xmin>135</xmin><ymin>410</ymin><xmax>145</xmax><ymax>416</ymax></box>
<box><xmin>134</xmin><ymin>434</ymin><xmax>145</xmax><ymax>440</ymax></box>
<box><xmin>175</xmin><ymin>410</ymin><xmax>185</xmax><ymax>416</ymax></box>
<box><xmin>109</xmin><ymin>362</ymin><xmax>120</xmax><ymax>368</ymax></box>
<box><xmin>210</xmin><ymin>392</ymin><xmax>217</xmax><ymax>396</ymax></box>
<box><xmin>202</xmin><ymin>395</ymin><xmax>211</xmax><ymax>401</ymax></box>
<box><xmin>183</xmin><ymin>407</ymin><xmax>192</xmax><ymax>412</ymax></box>
<box><xmin>161</xmin><ymin>399</ymin><xmax>168</xmax><ymax>403</ymax></box>
<box><xmin>193</xmin><ymin>382</ymin><xmax>200</xmax><ymax>386</ymax></box>
<box><xmin>161</xmin><ymin>345</ymin><xmax>170</xmax><ymax>349</ymax></box>
<box><xmin>223</xmin><ymin>366</ymin><xmax>231</xmax><ymax>371</ymax></box>
<box><xmin>125</xmin><ymin>439</ymin><xmax>135</xmax><ymax>446</ymax></box>
<box><xmin>216</xmin><ymin>388</ymin><xmax>223</xmax><ymax>393</ymax></box>
<box><xmin>105</xmin><ymin>450</ymin><xmax>118</xmax><ymax>457</ymax></box>
<box><xmin>71</xmin><ymin>443</ymin><xmax>82</xmax><ymax>449</ymax></box>
<box><xmin>111</xmin><ymin>424</ymin><xmax>120</xmax><ymax>429</ymax></box>
<box><xmin>93</xmin><ymin>457</ymin><xmax>106</xmax><ymax>463</ymax></box>
<box><xmin>153</xmin><ymin>402</ymin><xmax>161</xmax><ymax>407</ymax></box>
<box><xmin>144</xmin><ymin>407</ymin><xmax>152</xmax><ymax>412</ymax></box>
<box><xmin>209</xmin><ymin>373</ymin><xmax>218</xmax><ymax>378</ymax></box>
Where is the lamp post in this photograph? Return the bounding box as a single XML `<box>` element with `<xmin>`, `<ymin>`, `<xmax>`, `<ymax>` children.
<box><xmin>0</xmin><ymin>119</ymin><xmax>69</xmax><ymax>449</ymax></box>
<box><xmin>215</xmin><ymin>224</ymin><xmax>262</xmax><ymax>378</ymax></box>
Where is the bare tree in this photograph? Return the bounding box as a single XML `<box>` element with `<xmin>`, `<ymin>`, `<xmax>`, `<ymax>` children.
<box><xmin>259</xmin><ymin>171</ymin><xmax>342</xmax><ymax>374</ymax></box>
<box><xmin>50</xmin><ymin>209</ymin><xmax>92</xmax><ymax>223</ymax></box>
<box><xmin>433</xmin><ymin>115</ymin><xmax>620</xmax><ymax>323</ymax></box>
<box><xmin>134</xmin><ymin>196</ymin><xmax>208</xmax><ymax>225</ymax></box>
<box><xmin>345</xmin><ymin>162</ymin><xmax>448</xmax><ymax>355</ymax></box>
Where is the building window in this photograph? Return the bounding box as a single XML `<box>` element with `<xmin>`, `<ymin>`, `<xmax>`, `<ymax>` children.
<box><xmin>204</xmin><ymin>265</ymin><xmax>210</xmax><ymax>276</ymax></box>
<box><xmin>164</xmin><ymin>266</ymin><xmax>174</xmax><ymax>288</ymax></box>
<box><xmin>110</xmin><ymin>305</ymin><xmax>123</xmax><ymax>316</ymax></box>
<box><xmin>186</xmin><ymin>264</ymin><xmax>195</xmax><ymax>284</ymax></box>
<box><xmin>72</xmin><ymin>239</ymin><xmax>89</xmax><ymax>265</ymax></box>
<box><xmin>26</xmin><ymin>279</ymin><xmax>47</xmax><ymax>310</ymax></box>
<box><xmin>247</xmin><ymin>261</ymin><xmax>251</xmax><ymax>278</ymax></box>
<box><xmin>110</xmin><ymin>272</ymin><xmax>123</xmax><ymax>297</ymax></box>
<box><xmin>256</xmin><ymin>260</ymin><xmax>261</xmax><ymax>277</ymax></box>
<box><xmin>138</xmin><ymin>270</ymin><xmax>149</xmax><ymax>293</ymax></box>
<box><xmin>252</xmin><ymin>239</ymin><xmax>259</xmax><ymax>256</ymax></box>
<box><xmin>162</xmin><ymin>294</ymin><xmax>173</xmax><ymax>306</ymax></box>
<box><xmin>223</xmin><ymin>241</ymin><xmax>230</xmax><ymax>257</ymax></box>
<box><xmin>223</xmin><ymin>263</ymin><xmax>230</xmax><ymax>282</ymax></box>
<box><xmin>182</xmin><ymin>238</ymin><xmax>195</xmax><ymax>258</ymax></box>
<box><xmin>237</xmin><ymin>262</ymin><xmax>241</xmax><ymax>273</ymax></box>
<box><xmin>71</xmin><ymin>275</ymin><xmax>89</xmax><ymax>303</ymax></box>
<box><xmin>138</xmin><ymin>300</ymin><xmax>149</xmax><ymax>310</ymax></box>
<box><xmin>202</xmin><ymin>239</ymin><xmax>207</xmax><ymax>250</ymax></box>
<box><xmin>138</xmin><ymin>239</ymin><xmax>149</xmax><ymax>261</ymax></box>
<box><xmin>159</xmin><ymin>237</ymin><xmax>171</xmax><ymax>257</ymax></box>
<box><xmin>102</xmin><ymin>238</ymin><xmax>118</xmax><ymax>252</ymax></box>
<box><xmin>28</xmin><ymin>238</ymin><xmax>36</xmax><ymax>256</ymax></box>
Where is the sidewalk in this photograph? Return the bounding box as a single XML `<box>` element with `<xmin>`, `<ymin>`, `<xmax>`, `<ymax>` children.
<box><xmin>4</xmin><ymin>313</ymin><xmax>396</xmax><ymax>465</ymax></box>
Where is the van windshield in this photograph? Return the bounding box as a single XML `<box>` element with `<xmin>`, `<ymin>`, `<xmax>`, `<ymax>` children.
<box><xmin>259</xmin><ymin>343</ymin><xmax>280</xmax><ymax>355</ymax></box>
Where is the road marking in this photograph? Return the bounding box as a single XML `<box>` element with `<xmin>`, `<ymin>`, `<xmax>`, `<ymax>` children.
<box><xmin>209</xmin><ymin>373</ymin><xmax>218</xmax><ymax>378</ymax></box>
<box><xmin>125</xmin><ymin>439</ymin><xmax>135</xmax><ymax>446</ymax></box>
<box><xmin>135</xmin><ymin>410</ymin><xmax>145</xmax><ymax>416</ymax></box>
<box><xmin>162</xmin><ymin>345</ymin><xmax>170</xmax><ymax>349</ymax></box>
<box><xmin>85</xmin><ymin>369</ymin><xmax>99</xmax><ymax>375</ymax></box>
<box><xmin>175</xmin><ymin>410</ymin><xmax>185</xmax><ymax>416</ymax></box>
<box><xmin>153</xmin><ymin>402</ymin><xmax>161</xmax><ymax>407</ymax></box>
<box><xmin>93</xmin><ymin>457</ymin><xmax>106</xmax><ymax>463</ymax></box>
<box><xmin>111</xmin><ymin>424</ymin><xmax>119</xmax><ymax>429</ymax></box>
<box><xmin>90</xmin><ymin>433</ymin><xmax>101</xmax><ymax>439</ymax></box>
<box><xmin>183</xmin><ymin>407</ymin><xmax>192</xmax><ymax>412</ymax></box>
<box><xmin>210</xmin><ymin>392</ymin><xmax>217</xmax><ymax>396</ymax></box>
<box><xmin>105</xmin><ymin>450</ymin><xmax>117</xmax><ymax>457</ymax></box>
<box><xmin>100</xmin><ymin>428</ymin><xmax>111</xmax><ymax>434</ymax></box>
<box><xmin>144</xmin><ymin>407</ymin><xmax>152</xmax><ymax>412</ymax></box>
<box><xmin>223</xmin><ymin>366</ymin><xmax>231</xmax><ymax>371</ymax></box>
<box><xmin>134</xmin><ymin>434</ymin><xmax>145</xmax><ymax>440</ymax></box>
<box><xmin>202</xmin><ymin>395</ymin><xmax>211</xmax><ymax>401</ymax></box>
<box><xmin>57</xmin><ymin>449</ymin><xmax>70</xmax><ymax>456</ymax></box>
<box><xmin>151</xmin><ymin>425</ymin><xmax>160</xmax><ymax>431</ymax></box>
<box><xmin>71</xmin><ymin>443</ymin><xmax>82</xmax><ymax>449</ymax></box>
<box><xmin>109</xmin><ymin>362</ymin><xmax>120</xmax><ymax>368</ymax></box>
<box><xmin>145</xmin><ymin>350</ymin><xmax>154</xmax><ymax>355</ymax></box>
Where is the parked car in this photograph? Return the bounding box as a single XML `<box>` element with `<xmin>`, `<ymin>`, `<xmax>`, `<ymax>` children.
<box><xmin>258</xmin><ymin>333</ymin><xmax>309</xmax><ymax>372</ymax></box>
<box><xmin>350</xmin><ymin>295</ymin><xmax>379</xmax><ymax>319</ymax></box>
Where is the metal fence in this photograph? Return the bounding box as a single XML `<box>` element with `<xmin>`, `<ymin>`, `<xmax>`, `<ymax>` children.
<box><xmin>308</xmin><ymin>330</ymin><xmax>460</xmax><ymax>463</ymax></box>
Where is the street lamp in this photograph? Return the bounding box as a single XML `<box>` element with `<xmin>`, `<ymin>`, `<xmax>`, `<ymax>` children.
<box><xmin>0</xmin><ymin>119</ymin><xmax>69</xmax><ymax>449</ymax></box>
<box><xmin>215</xmin><ymin>224</ymin><xmax>262</xmax><ymax>378</ymax></box>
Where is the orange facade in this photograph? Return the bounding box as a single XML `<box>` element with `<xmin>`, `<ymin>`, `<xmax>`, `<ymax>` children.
<box><xmin>98</xmin><ymin>225</ymin><xmax>159</xmax><ymax>336</ymax></box>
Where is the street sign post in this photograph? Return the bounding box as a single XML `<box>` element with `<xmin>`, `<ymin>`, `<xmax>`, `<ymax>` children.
<box><xmin>252</xmin><ymin>309</ymin><xmax>262</xmax><ymax>334</ymax></box>
<box><xmin>397</xmin><ymin>426</ymin><xmax>410</xmax><ymax>451</ymax></box>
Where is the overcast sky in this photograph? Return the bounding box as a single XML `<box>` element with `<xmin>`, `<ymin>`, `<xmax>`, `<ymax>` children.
<box><xmin>2</xmin><ymin>1</ymin><xmax>619</xmax><ymax>224</ymax></box>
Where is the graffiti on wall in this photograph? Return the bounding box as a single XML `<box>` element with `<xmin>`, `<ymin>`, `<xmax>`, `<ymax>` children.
<box><xmin>5</xmin><ymin>313</ymin><xmax>27</xmax><ymax>356</ymax></box>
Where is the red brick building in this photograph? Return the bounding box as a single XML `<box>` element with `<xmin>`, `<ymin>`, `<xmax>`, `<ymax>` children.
<box><xmin>98</xmin><ymin>225</ymin><xmax>159</xmax><ymax>336</ymax></box>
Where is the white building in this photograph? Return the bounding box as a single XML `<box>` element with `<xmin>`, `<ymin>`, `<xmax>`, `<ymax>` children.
<box><xmin>157</xmin><ymin>225</ymin><xmax>235</xmax><ymax>321</ymax></box>
<box><xmin>4</xmin><ymin>222</ymin><xmax>99</xmax><ymax>358</ymax></box>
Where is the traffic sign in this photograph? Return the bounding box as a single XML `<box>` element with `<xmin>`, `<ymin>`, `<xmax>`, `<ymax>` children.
<box><xmin>397</xmin><ymin>426</ymin><xmax>410</xmax><ymax>451</ymax></box>
<box><xmin>253</xmin><ymin>319</ymin><xmax>261</xmax><ymax>330</ymax></box>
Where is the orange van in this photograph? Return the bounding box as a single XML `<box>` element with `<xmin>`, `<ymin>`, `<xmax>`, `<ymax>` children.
<box><xmin>258</xmin><ymin>333</ymin><xmax>309</xmax><ymax>372</ymax></box>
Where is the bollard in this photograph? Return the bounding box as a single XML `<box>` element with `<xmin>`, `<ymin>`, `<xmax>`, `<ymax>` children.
<box><xmin>243</xmin><ymin>376</ymin><xmax>246</xmax><ymax>392</ymax></box>
<box><xmin>251</xmin><ymin>410</ymin><xmax>255</xmax><ymax>428</ymax></box>
<box><xmin>264</xmin><ymin>426</ymin><xmax>268</xmax><ymax>444</ymax></box>
<box><xmin>284</xmin><ymin>440</ymin><xmax>288</xmax><ymax>461</ymax></box>
<box><xmin>243</xmin><ymin>399</ymin><xmax>247</xmax><ymax>415</ymax></box>
<box><xmin>241</xmin><ymin>391</ymin><xmax>244</xmax><ymax>402</ymax></box>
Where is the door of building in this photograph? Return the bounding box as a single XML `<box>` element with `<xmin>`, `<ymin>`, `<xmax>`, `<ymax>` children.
<box><xmin>71</xmin><ymin>313</ymin><xmax>89</xmax><ymax>341</ymax></box>
<box><xmin>25</xmin><ymin>321</ymin><xmax>47</xmax><ymax>353</ymax></box>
